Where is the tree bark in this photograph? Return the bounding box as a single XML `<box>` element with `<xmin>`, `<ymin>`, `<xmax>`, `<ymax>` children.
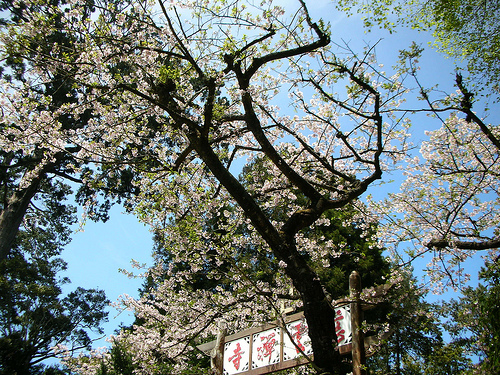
<box><xmin>189</xmin><ymin>135</ymin><xmax>347</xmax><ymax>374</ymax></box>
<box><xmin>350</xmin><ymin>271</ymin><xmax>366</xmax><ymax>375</ymax></box>
<box><xmin>0</xmin><ymin>174</ymin><xmax>43</xmax><ymax>260</ymax></box>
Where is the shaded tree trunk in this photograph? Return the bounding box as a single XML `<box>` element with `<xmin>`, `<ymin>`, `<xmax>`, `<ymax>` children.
<box><xmin>0</xmin><ymin>174</ymin><xmax>43</xmax><ymax>260</ymax></box>
<box><xmin>189</xmin><ymin>135</ymin><xmax>347</xmax><ymax>374</ymax></box>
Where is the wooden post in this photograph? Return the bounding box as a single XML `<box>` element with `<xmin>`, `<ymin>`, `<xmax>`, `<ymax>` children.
<box><xmin>210</xmin><ymin>327</ymin><xmax>226</xmax><ymax>375</ymax></box>
<box><xmin>350</xmin><ymin>271</ymin><xmax>366</xmax><ymax>375</ymax></box>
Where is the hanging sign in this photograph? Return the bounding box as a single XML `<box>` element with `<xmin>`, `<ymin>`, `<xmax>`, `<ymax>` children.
<box><xmin>218</xmin><ymin>307</ymin><xmax>351</xmax><ymax>375</ymax></box>
<box><xmin>197</xmin><ymin>280</ymin><xmax>393</xmax><ymax>375</ymax></box>
<box><xmin>335</xmin><ymin>305</ymin><xmax>352</xmax><ymax>348</ymax></box>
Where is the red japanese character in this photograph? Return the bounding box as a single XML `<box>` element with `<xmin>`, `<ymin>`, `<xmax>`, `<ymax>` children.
<box><xmin>335</xmin><ymin>310</ymin><xmax>346</xmax><ymax>344</ymax></box>
<box><xmin>228</xmin><ymin>342</ymin><xmax>244</xmax><ymax>370</ymax></box>
<box><xmin>257</xmin><ymin>332</ymin><xmax>276</xmax><ymax>362</ymax></box>
<box><xmin>291</xmin><ymin>323</ymin><xmax>306</xmax><ymax>353</ymax></box>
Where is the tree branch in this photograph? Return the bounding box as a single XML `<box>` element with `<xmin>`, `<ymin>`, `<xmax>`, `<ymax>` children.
<box><xmin>427</xmin><ymin>237</ymin><xmax>500</xmax><ymax>251</ymax></box>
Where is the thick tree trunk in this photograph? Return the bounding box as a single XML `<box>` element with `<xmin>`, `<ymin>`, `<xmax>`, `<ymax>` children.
<box><xmin>0</xmin><ymin>174</ymin><xmax>43</xmax><ymax>260</ymax></box>
<box><xmin>191</xmin><ymin>136</ymin><xmax>348</xmax><ymax>374</ymax></box>
<box><xmin>279</xmin><ymin>239</ymin><xmax>347</xmax><ymax>374</ymax></box>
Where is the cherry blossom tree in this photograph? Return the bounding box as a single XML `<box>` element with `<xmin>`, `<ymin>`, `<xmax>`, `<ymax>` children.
<box><xmin>370</xmin><ymin>46</ymin><xmax>500</xmax><ymax>293</ymax></box>
<box><xmin>4</xmin><ymin>0</ymin><xmax>499</xmax><ymax>371</ymax></box>
<box><xmin>82</xmin><ymin>196</ymin><xmax>390</xmax><ymax>373</ymax></box>
<box><xmin>0</xmin><ymin>0</ymin><xmax>141</xmax><ymax>261</ymax></box>
<box><xmin>2</xmin><ymin>0</ymin><xmax>413</xmax><ymax>373</ymax></box>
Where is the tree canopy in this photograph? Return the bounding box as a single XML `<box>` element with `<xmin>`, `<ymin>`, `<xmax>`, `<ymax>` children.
<box><xmin>0</xmin><ymin>0</ymin><xmax>144</xmax><ymax>261</ymax></box>
<box><xmin>337</xmin><ymin>0</ymin><xmax>500</xmax><ymax>95</ymax></box>
<box><xmin>0</xmin><ymin>180</ymin><xmax>109</xmax><ymax>374</ymax></box>
<box><xmin>0</xmin><ymin>2</ymin><xmax>116</xmax><ymax>372</ymax></box>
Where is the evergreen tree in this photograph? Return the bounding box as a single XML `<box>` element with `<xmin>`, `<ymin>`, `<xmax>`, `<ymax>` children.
<box><xmin>0</xmin><ymin>181</ymin><xmax>109</xmax><ymax>374</ymax></box>
<box><xmin>442</xmin><ymin>259</ymin><xmax>500</xmax><ymax>374</ymax></box>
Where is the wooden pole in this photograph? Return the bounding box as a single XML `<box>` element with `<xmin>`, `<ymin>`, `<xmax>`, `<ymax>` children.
<box><xmin>210</xmin><ymin>327</ymin><xmax>226</xmax><ymax>375</ymax></box>
<box><xmin>350</xmin><ymin>271</ymin><xmax>366</xmax><ymax>375</ymax></box>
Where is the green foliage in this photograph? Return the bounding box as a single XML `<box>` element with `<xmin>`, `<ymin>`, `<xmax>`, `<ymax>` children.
<box><xmin>422</xmin><ymin>342</ymin><xmax>473</xmax><ymax>375</ymax></box>
<box><xmin>367</xmin><ymin>273</ymin><xmax>474</xmax><ymax>375</ymax></box>
<box><xmin>159</xmin><ymin>64</ymin><xmax>181</xmax><ymax>85</ymax></box>
<box><xmin>476</xmin><ymin>261</ymin><xmax>500</xmax><ymax>372</ymax></box>
<box><xmin>337</xmin><ymin>0</ymin><xmax>500</xmax><ymax>96</ymax></box>
<box><xmin>0</xmin><ymin>158</ymin><xmax>109</xmax><ymax>374</ymax></box>
<box><xmin>0</xmin><ymin>251</ymin><xmax>109</xmax><ymax>374</ymax></box>
<box><xmin>98</xmin><ymin>340</ymin><xmax>136</xmax><ymax>375</ymax></box>
<box><xmin>94</xmin><ymin>337</ymin><xmax>212</xmax><ymax>374</ymax></box>
<box><xmin>304</xmin><ymin>206</ymin><xmax>389</xmax><ymax>300</ymax></box>
<box><xmin>11</xmin><ymin>180</ymin><xmax>77</xmax><ymax>258</ymax></box>
<box><xmin>240</xmin><ymin>155</ymin><xmax>390</xmax><ymax>299</ymax></box>
<box><xmin>442</xmin><ymin>259</ymin><xmax>500</xmax><ymax>374</ymax></box>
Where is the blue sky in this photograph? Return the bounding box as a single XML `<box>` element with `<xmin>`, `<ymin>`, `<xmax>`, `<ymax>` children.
<box><xmin>62</xmin><ymin>205</ymin><xmax>153</xmax><ymax>342</ymax></box>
